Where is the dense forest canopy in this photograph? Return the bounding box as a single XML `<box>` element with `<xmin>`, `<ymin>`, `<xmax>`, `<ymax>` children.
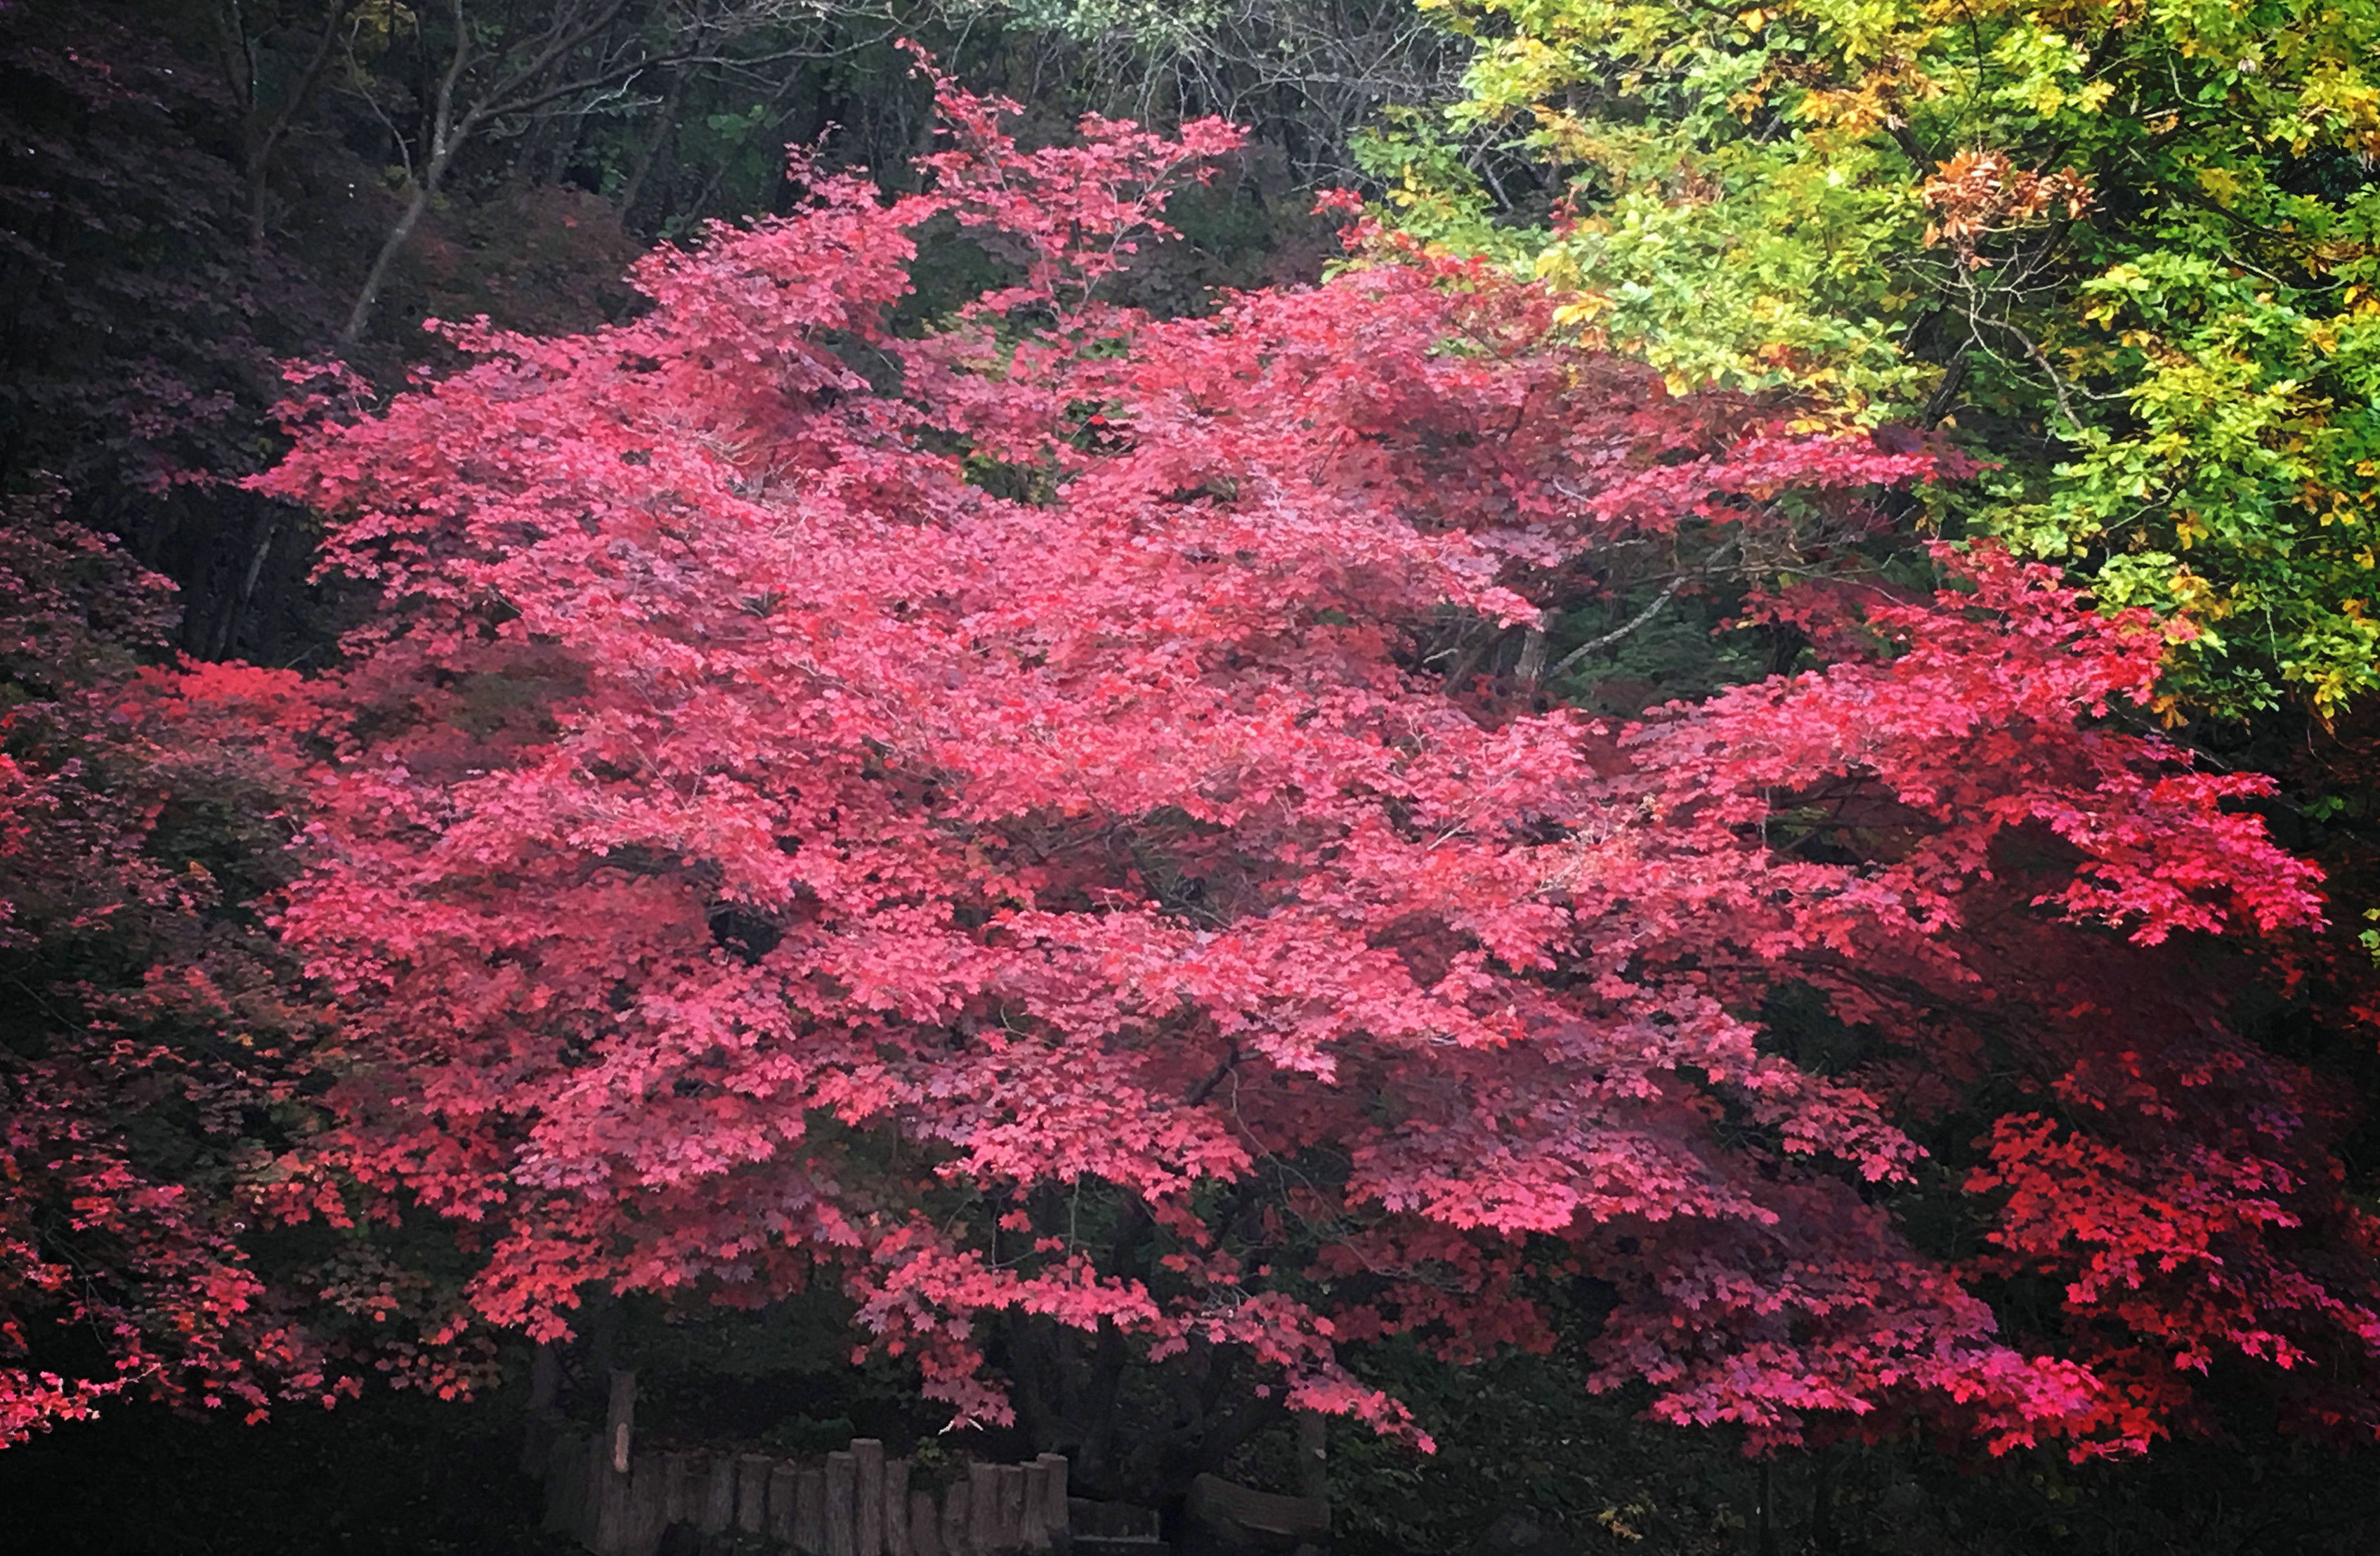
<box><xmin>8</xmin><ymin>3</ymin><xmax>2380</xmax><ymax>1554</ymax></box>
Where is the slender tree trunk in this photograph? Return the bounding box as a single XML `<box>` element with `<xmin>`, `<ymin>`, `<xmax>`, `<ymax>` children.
<box><xmin>521</xmin><ymin>1341</ymin><xmax>563</xmax><ymax>1475</ymax></box>
<box><xmin>1810</xmin><ymin>1449</ymin><xmax>1836</xmax><ymax>1554</ymax></box>
<box><xmin>339</xmin><ymin>167</ymin><xmax>440</xmax><ymax>348</ymax></box>
<box><xmin>1073</xmin><ymin>1194</ymin><xmax>1157</xmax><ymax>1483</ymax></box>
<box><xmin>1294</xmin><ymin>1412</ymin><xmax>1327</xmax><ymax>1503</ymax></box>
<box><xmin>336</xmin><ymin>0</ymin><xmax>662</xmax><ymax>344</ymax></box>
<box><xmin>615</xmin><ymin>64</ymin><xmax>689</xmax><ymax>223</ymax></box>
<box><xmin>1515</xmin><ymin>608</ymin><xmax>1550</xmax><ymax>686</ymax></box>
<box><xmin>1073</xmin><ymin>1320</ymin><xmax>1135</xmax><ymax>1491</ymax></box>
<box><xmin>679</xmin><ymin>62</ymin><xmax>809</xmax><ymax>229</ymax></box>
<box><xmin>211</xmin><ymin>506</ymin><xmax>280</xmax><ymax>659</ymax></box>
<box><xmin>240</xmin><ymin>1</ymin><xmax>352</xmax><ymax>246</ymax></box>
<box><xmin>338</xmin><ymin>0</ymin><xmax>469</xmax><ymax>348</ymax></box>
<box><xmin>606</xmin><ymin>1368</ymin><xmax>637</xmax><ymax>1473</ymax></box>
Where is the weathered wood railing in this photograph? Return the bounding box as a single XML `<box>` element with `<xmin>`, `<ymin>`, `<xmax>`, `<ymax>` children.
<box><xmin>529</xmin><ymin>1370</ymin><xmax>1071</xmax><ymax>1556</ymax></box>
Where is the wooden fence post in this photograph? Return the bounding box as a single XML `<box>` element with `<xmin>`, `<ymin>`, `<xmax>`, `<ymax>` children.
<box><xmin>739</xmin><ymin>1453</ymin><xmax>773</xmax><ymax>1534</ymax></box>
<box><xmin>662</xmin><ymin>1452</ymin><xmax>696</xmax><ymax>1529</ymax></box>
<box><xmin>594</xmin><ymin>1457</ymin><xmax>632</xmax><ymax>1556</ymax></box>
<box><xmin>702</xmin><ymin>1454</ymin><xmax>738</xmax><ymax>1534</ymax></box>
<box><xmin>627</xmin><ymin>1453</ymin><xmax>669</xmax><ymax>1556</ymax></box>
<box><xmin>769</xmin><ymin>1461</ymin><xmax>801</xmax><ymax>1544</ymax></box>
<box><xmin>884</xmin><ymin>1456</ymin><xmax>913</xmax><ymax>1556</ymax></box>
<box><xmin>994</xmin><ymin>1465</ymin><xmax>1026</xmax><ymax>1552</ymax></box>
<box><xmin>854</xmin><ymin>1439</ymin><xmax>886</xmax><ymax>1556</ymax></box>
<box><xmin>911</xmin><ymin>1488</ymin><xmax>943</xmax><ymax>1556</ymax></box>
<box><xmin>578</xmin><ymin>1433</ymin><xmax>609</xmax><ymax>1545</ymax></box>
<box><xmin>1019</xmin><ymin>1463</ymin><xmax>1050</xmax><ymax>1551</ymax></box>
<box><xmin>826</xmin><ymin>1450</ymin><xmax>858</xmax><ymax>1556</ymax></box>
<box><xmin>606</xmin><ymin>1369</ymin><xmax>637</xmax><ymax>1474</ymax></box>
<box><xmin>797</xmin><ymin>1466</ymin><xmax>828</xmax><ymax>1554</ymax></box>
<box><xmin>1034</xmin><ymin>1454</ymin><xmax>1068</xmax><ymax>1543</ymax></box>
<box><xmin>969</xmin><ymin>1462</ymin><xmax>999</xmax><ymax>1555</ymax></box>
<box><xmin>942</xmin><ymin>1479</ymin><xmax>971</xmax><ymax>1556</ymax></box>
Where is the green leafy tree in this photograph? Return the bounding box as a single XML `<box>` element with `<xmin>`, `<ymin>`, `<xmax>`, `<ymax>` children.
<box><xmin>1394</xmin><ymin>0</ymin><xmax>2380</xmax><ymax>716</ymax></box>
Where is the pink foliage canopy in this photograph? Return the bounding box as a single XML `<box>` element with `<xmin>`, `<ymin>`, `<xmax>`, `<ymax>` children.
<box><xmin>244</xmin><ymin>70</ymin><xmax>2372</xmax><ymax>1457</ymax></box>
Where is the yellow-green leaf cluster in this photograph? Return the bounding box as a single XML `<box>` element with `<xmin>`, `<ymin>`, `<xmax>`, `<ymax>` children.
<box><xmin>1398</xmin><ymin>0</ymin><xmax>2380</xmax><ymax>714</ymax></box>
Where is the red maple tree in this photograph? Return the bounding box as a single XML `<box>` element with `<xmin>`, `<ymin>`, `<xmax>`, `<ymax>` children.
<box><xmin>246</xmin><ymin>67</ymin><xmax>2380</xmax><ymax>1474</ymax></box>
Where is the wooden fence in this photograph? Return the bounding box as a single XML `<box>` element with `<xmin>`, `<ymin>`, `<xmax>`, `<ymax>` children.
<box><xmin>530</xmin><ymin>1371</ymin><xmax>1071</xmax><ymax>1556</ymax></box>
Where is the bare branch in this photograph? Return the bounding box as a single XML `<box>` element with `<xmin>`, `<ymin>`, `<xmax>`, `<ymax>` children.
<box><xmin>1547</xmin><ymin>537</ymin><xmax>1739</xmax><ymax>679</ymax></box>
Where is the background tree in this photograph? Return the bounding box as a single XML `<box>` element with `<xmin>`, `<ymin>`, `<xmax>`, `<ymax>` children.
<box><xmin>1399</xmin><ymin>0</ymin><xmax>2380</xmax><ymax>718</ymax></box>
<box><xmin>329</xmin><ymin>0</ymin><xmax>764</xmax><ymax>345</ymax></box>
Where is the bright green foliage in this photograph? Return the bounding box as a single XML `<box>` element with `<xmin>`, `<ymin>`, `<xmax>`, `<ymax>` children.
<box><xmin>1401</xmin><ymin>0</ymin><xmax>2380</xmax><ymax>715</ymax></box>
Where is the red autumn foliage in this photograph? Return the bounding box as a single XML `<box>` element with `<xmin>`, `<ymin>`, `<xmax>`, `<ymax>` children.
<box><xmin>242</xmin><ymin>70</ymin><xmax>2380</xmax><ymax>1462</ymax></box>
<box><xmin>1956</xmin><ymin>920</ymin><xmax>2380</xmax><ymax>1451</ymax></box>
<box><xmin>0</xmin><ymin>501</ymin><xmax>334</xmax><ymax>1446</ymax></box>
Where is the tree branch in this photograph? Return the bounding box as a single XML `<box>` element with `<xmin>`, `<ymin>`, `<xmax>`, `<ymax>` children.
<box><xmin>1547</xmin><ymin>537</ymin><xmax>1739</xmax><ymax>680</ymax></box>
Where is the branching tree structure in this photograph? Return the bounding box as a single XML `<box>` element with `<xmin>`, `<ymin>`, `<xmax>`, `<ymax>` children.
<box><xmin>238</xmin><ymin>75</ymin><xmax>2380</xmax><ymax>1493</ymax></box>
